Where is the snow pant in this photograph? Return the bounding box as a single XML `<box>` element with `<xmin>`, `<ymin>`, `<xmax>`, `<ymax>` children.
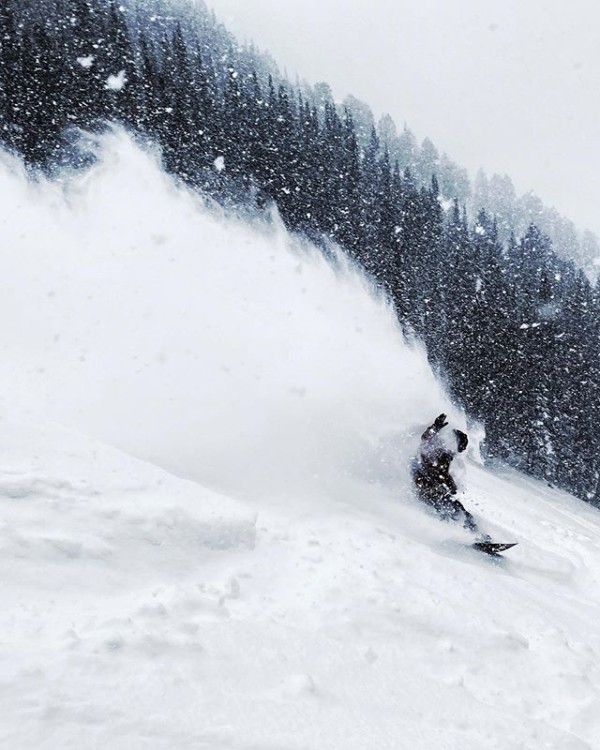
<box><xmin>432</xmin><ymin>495</ymin><xmax>478</xmax><ymax>531</ymax></box>
<box><xmin>413</xmin><ymin>472</ymin><xmax>477</xmax><ymax>532</ymax></box>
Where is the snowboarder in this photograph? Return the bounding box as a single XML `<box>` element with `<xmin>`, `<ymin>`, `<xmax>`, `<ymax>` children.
<box><xmin>412</xmin><ymin>413</ymin><xmax>477</xmax><ymax>531</ymax></box>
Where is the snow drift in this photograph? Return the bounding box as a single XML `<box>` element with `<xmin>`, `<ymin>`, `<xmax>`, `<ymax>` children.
<box><xmin>1</xmin><ymin>131</ymin><xmax>600</xmax><ymax>750</ymax></box>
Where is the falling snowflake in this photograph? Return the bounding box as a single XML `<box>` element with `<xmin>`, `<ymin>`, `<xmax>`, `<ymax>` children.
<box><xmin>77</xmin><ymin>55</ymin><xmax>94</xmax><ymax>69</ymax></box>
<box><xmin>105</xmin><ymin>70</ymin><xmax>127</xmax><ymax>91</ymax></box>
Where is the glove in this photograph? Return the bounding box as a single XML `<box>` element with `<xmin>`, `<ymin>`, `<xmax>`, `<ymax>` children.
<box><xmin>434</xmin><ymin>413</ymin><xmax>448</xmax><ymax>430</ymax></box>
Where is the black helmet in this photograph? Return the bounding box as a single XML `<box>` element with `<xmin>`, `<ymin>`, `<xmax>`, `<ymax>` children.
<box><xmin>455</xmin><ymin>429</ymin><xmax>468</xmax><ymax>453</ymax></box>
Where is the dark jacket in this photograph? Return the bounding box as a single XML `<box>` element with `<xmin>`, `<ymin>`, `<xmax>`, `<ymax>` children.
<box><xmin>412</xmin><ymin>416</ymin><xmax>476</xmax><ymax>530</ymax></box>
<box><xmin>413</xmin><ymin>419</ymin><xmax>458</xmax><ymax>500</ymax></box>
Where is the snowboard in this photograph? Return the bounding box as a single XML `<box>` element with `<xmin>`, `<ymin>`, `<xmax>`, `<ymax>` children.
<box><xmin>472</xmin><ymin>541</ymin><xmax>518</xmax><ymax>556</ymax></box>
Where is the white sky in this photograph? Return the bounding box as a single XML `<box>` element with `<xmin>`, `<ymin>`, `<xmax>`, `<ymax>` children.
<box><xmin>205</xmin><ymin>0</ymin><xmax>600</xmax><ymax>236</ymax></box>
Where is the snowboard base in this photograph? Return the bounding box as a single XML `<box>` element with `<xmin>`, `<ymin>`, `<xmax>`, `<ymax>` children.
<box><xmin>473</xmin><ymin>541</ymin><xmax>518</xmax><ymax>556</ymax></box>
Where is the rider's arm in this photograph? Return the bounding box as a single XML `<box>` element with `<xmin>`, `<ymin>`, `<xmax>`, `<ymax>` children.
<box><xmin>421</xmin><ymin>413</ymin><xmax>448</xmax><ymax>442</ymax></box>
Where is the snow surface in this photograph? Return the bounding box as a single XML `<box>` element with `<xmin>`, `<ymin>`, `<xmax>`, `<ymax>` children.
<box><xmin>1</xmin><ymin>131</ymin><xmax>600</xmax><ymax>749</ymax></box>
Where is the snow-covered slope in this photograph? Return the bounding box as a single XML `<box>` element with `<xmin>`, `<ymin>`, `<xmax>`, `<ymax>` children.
<box><xmin>1</xmin><ymin>132</ymin><xmax>600</xmax><ymax>750</ymax></box>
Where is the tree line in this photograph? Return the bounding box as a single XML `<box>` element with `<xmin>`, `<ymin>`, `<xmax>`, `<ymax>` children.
<box><xmin>2</xmin><ymin>0</ymin><xmax>600</xmax><ymax>504</ymax></box>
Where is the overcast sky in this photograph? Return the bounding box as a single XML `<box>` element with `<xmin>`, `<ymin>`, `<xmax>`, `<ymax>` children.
<box><xmin>205</xmin><ymin>0</ymin><xmax>600</xmax><ymax>236</ymax></box>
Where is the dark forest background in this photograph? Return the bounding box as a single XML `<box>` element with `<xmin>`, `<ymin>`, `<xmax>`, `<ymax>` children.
<box><xmin>2</xmin><ymin>0</ymin><xmax>600</xmax><ymax>505</ymax></box>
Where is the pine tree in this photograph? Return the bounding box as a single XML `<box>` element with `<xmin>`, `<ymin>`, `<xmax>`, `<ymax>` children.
<box><xmin>336</xmin><ymin>108</ymin><xmax>363</xmax><ymax>259</ymax></box>
<box><xmin>359</xmin><ymin>125</ymin><xmax>382</xmax><ymax>276</ymax></box>
<box><xmin>103</xmin><ymin>0</ymin><xmax>137</xmax><ymax>122</ymax></box>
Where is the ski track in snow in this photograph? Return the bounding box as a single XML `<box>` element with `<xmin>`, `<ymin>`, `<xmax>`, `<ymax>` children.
<box><xmin>0</xmin><ymin>132</ymin><xmax>600</xmax><ymax>749</ymax></box>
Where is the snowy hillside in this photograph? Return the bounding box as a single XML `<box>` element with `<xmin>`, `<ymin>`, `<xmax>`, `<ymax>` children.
<box><xmin>1</xmin><ymin>133</ymin><xmax>600</xmax><ymax>750</ymax></box>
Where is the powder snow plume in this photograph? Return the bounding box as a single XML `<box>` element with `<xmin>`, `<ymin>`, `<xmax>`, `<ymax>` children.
<box><xmin>0</xmin><ymin>129</ymin><xmax>454</xmax><ymax>503</ymax></box>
